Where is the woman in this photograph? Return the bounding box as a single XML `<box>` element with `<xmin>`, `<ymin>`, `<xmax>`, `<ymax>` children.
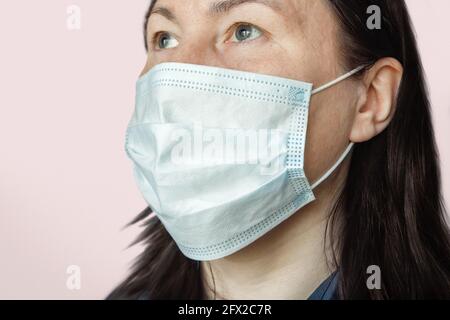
<box><xmin>107</xmin><ymin>0</ymin><xmax>450</xmax><ymax>299</ymax></box>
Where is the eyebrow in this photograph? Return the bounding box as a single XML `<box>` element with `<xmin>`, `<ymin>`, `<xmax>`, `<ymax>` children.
<box><xmin>149</xmin><ymin>6</ymin><xmax>178</xmax><ymax>24</ymax></box>
<box><xmin>148</xmin><ymin>0</ymin><xmax>281</xmax><ymax>24</ymax></box>
<box><xmin>210</xmin><ymin>0</ymin><xmax>281</xmax><ymax>15</ymax></box>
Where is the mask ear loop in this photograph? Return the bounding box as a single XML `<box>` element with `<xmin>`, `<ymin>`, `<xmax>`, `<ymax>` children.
<box><xmin>311</xmin><ymin>65</ymin><xmax>366</xmax><ymax>95</ymax></box>
<box><xmin>311</xmin><ymin>142</ymin><xmax>354</xmax><ymax>190</ymax></box>
<box><xmin>309</xmin><ymin>65</ymin><xmax>365</xmax><ymax>190</ymax></box>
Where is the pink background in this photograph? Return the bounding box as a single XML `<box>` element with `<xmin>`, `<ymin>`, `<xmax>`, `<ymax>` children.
<box><xmin>0</xmin><ymin>0</ymin><xmax>448</xmax><ymax>299</ymax></box>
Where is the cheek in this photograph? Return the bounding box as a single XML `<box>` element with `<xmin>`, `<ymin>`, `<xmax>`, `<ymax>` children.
<box><xmin>224</xmin><ymin>24</ymin><xmax>313</xmax><ymax>79</ymax></box>
<box><xmin>225</xmin><ymin>42</ymin><xmax>306</xmax><ymax>79</ymax></box>
<box><xmin>303</xmin><ymin>87</ymin><xmax>355</xmax><ymax>184</ymax></box>
<box><xmin>140</xmin><ymin>55</ymin><xmax>157</xmax><ymax>77</ymax></box>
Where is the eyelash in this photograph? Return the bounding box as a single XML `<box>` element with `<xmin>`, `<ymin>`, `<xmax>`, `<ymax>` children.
<box><xmin>150</xmin><ymin>22</ymin><xmax>264</xmax><ymax>50</ymax></box>
<box><xmin>151</xmin><ymin>32</ymin><xmax>173</xmax><ymax>50</ymax></box>
<box><xmin>226</xmin><ymin>22</ymin><xmax>263</xmax><ymax>44</ymax></box>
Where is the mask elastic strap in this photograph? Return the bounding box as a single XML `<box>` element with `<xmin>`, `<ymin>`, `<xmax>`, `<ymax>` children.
<box><xmin>311</xmin><ymin>142</ymin><xmax>354</xmax><ymax>190</ymax></box>
<box><xmin>311</xmin><ymin>66</ymin><xmax>366</xmax><ymax>95</ymax></box>
<box><xmin>308</xmin><ymin>66</ymin><xmax>365</xmax><ymax>189</ymax></box>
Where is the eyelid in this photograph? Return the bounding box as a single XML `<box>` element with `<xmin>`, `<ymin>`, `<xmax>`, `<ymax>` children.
<box><xmin>151</xmin><ymin>31</ymin><xmax>165</xmax><ymax>46</ymax></box>
<box><xmin>148</xmin><ymin>22</ymin><xmax>268</xmax><ymax>51</ymax></box>
<box><xmin>150</xmin><ymin>31</ymin><xmax>178</xmax><ymax>50</ymax></box>
<box><xmin>225</xmin><ymin>22</ymin><xmax>266</xmax><ymax>43</ymax></box>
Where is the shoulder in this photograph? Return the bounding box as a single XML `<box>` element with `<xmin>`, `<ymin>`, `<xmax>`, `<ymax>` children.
<box><xmin>307</xmin><ymin>271</ymin><xmax>340</xmax><ymax>300</ymax></box>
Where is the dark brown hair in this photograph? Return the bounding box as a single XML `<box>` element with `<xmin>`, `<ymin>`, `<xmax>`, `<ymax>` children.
<box><xmin>107</xmin><ymin>0</ymin><xmax>450</xmax><ymax>299</ymax></box>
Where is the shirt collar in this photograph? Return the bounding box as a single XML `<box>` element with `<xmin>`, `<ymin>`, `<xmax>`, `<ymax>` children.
<box><xmin>307</xmin><ymin>271</ymin><xmax>339</xmax><ymax>300</ymax></box>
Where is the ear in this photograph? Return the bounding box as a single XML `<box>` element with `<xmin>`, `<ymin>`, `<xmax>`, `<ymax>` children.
<box><xmin>350</xmin><ymin>58</ymin><xmax>403</xmax><ymax>143</ymax></box>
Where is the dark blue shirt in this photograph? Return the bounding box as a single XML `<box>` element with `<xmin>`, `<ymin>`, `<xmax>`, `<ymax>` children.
<box><xmin>135</xmin><ymin>271</ymin><xmax>339</xmax><ymax>300</ymax></box>
<box><xmin>307</xmin><ymin>271</ymin><xmax>339</xmax><ymax>300</ymax></box>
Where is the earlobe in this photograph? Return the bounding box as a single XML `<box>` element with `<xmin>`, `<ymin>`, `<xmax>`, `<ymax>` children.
<box><xmin>350</xmin><ymin>58</ymin><xmax>403</xmax><ymax>143</ymax></box>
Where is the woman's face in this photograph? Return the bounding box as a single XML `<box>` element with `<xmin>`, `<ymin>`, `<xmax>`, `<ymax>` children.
<box><xmin>142</xmin><ymin>0</ymin><xmax>360</xmax><ymax>186</ymax></box>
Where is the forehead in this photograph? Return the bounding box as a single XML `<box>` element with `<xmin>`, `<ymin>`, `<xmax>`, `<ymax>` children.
<box><xmin>144</xmin><ymin>0</ymin><xmax>339</xmax><ymax>57</ymax></box>
<box><xmin>150</xmin><ymin>0</ymin><xmax>282</xmax><ymax>12</ymax></box>
<box><xmin>145</xmin><ymin>0</ymin><xmax>312</xmax><ymax>24</ymax></box>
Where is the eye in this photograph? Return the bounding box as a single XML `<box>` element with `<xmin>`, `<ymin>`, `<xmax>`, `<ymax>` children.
<box><xmin>230</xmin><ymin>23</ymin><xmax>263</xmax><ymax>43</ymax></box>
<box><xmin>153</xmin><ymin>32</ymin><xmax>179</xmax><ymax>50</ymax></box>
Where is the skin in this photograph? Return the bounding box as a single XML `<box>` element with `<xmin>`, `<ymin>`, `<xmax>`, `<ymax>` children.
<box><xmin>142</xmin><ymin>0</ymin><xmax>403</xmax><ymax>299</ymax></box>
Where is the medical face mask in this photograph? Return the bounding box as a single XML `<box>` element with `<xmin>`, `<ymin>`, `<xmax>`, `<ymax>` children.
<box><xmin>125</xmin><ymin>62</ymin><xmax>363</xmax><ymax>261</ymax></box>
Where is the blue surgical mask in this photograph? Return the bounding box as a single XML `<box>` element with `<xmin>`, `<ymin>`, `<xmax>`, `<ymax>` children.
<box><xmin>125</xmin><ymin>62</ymin><xmax>363</xmax><ymax>261</ymax></box>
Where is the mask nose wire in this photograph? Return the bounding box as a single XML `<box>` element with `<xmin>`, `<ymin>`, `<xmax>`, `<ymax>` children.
<box><xmin>311</xmin><ymin>65</ymin><xmax>366</xmax><ymax>95</ymax></box>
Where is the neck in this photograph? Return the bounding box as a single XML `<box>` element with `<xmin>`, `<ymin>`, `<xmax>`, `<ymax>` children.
<box><xmin>200</xmin><ymin>160</ymin><xmax>349</xmax><ymax>300</ymax></box>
